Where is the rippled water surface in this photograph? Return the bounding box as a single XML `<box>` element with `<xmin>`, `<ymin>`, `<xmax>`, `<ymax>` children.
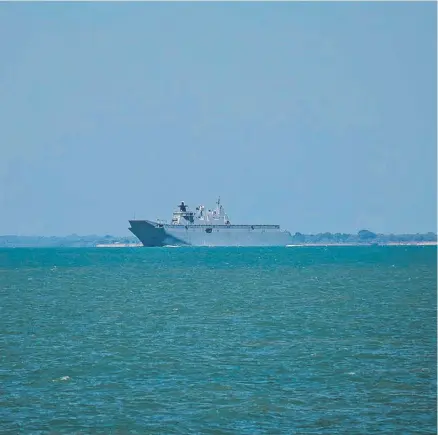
<box><xmin>0</xmin><ymin>246</ymin><xmax>436</xmax><ymax>434</ymax></box>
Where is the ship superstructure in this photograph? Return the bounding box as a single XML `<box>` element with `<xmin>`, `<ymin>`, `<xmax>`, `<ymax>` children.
<box><xmin>169</xmin><ymin>198</ymin><xmax>230</xmax><ymax>226</ymax></box>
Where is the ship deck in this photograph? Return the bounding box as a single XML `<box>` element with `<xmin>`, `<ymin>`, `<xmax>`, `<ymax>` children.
<box><xmin>162</xmin><ymin>224</ymin><xmax>280</xmax><ymax>230</ymax></box>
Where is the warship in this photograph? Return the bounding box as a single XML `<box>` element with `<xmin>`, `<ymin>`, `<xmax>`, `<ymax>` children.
<box><xmin>128</xmin><ymin>198</ymin><xmax>294</xmax><ymax>247</ymax></box>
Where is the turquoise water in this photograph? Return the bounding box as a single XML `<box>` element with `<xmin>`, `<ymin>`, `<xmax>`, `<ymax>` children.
<box><xmin>0</xmin><ymin>246</ymin><xmax>436</xmax><ymax>434</ymax></box>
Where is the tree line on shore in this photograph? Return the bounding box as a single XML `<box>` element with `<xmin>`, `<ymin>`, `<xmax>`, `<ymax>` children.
<box><xmin>291</xmin><ymin>230</ymin><xmax>437</xmax><ymax>244</ymax></box>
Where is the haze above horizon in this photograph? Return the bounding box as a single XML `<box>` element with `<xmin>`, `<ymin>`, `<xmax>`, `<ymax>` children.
<box><xmin>0</xmin><ymin>2</ymin><xmax>436</xmax><ymax>236</ymax></box>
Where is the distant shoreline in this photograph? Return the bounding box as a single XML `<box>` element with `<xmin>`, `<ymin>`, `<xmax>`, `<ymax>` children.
<box><xmin>1</xmin><ymin>232</ymin><xmax>436</xmax><ymax>248</ymax></box>
<box><xmin>286</xmin><ymin>242</ymin><xmax>437</xmax><ymax>247</ymax></box>
<box><xmin>91</xmin><ymin>242</ymin><xmax>438</xmax><ymax>248</ymax></box>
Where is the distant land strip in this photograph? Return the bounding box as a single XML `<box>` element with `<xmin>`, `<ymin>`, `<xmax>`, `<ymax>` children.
<box><xmin>0</xmin><ymin>230</ymin><xmax>436</xmax><ymax>248</ymax></box>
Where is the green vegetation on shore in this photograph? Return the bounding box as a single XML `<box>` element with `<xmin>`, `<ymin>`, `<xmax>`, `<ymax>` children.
<box><xmin>290</xmin><ymin>230</ymin><xmax>437</xmax><ymax>245</ymax></box>
<box><xmin>0</xmin><ymin>230</ymin><xmax>436</xmax><ymax>248</ymax></box>
<box><xmin>0</xmin><ymin>234</ymin><xmax>138</xmax><ymax>248</ymax></box>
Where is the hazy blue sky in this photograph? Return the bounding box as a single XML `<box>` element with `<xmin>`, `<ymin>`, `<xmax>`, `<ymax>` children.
<box><xmin>0</xmin><ymin>2</ymin><xmax>436</xmax><ymax>236</ymax></box>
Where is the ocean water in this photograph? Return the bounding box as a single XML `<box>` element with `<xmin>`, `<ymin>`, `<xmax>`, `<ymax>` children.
<box><xmin>0</xmin><ymin>246</ymin><xmax>436</xmax><ymax>434</ymax></box>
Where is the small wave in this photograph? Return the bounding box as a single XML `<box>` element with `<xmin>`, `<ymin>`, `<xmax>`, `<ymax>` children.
<box><xmin>53</xmin><ymin>376</ymin><xmax>71</xmax><ymax>382</ymax></box>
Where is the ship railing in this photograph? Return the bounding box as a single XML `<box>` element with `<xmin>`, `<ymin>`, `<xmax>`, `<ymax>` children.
<box><xmin>167</xmin><ymin>224</ymin><xmax>280</xmax><ymax>230</ymax></box>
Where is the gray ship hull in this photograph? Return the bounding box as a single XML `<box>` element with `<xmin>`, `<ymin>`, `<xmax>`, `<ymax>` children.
<box><xmin>129</xmin><ymin>220</ymin><xmax>294</xmax><ymax>247</ymax></box>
